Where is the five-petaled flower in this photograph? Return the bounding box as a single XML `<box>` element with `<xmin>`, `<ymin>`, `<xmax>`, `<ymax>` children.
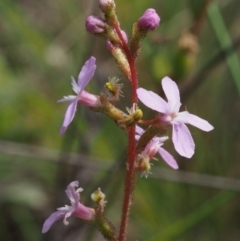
<box><xmin>58</xmin><ymin>56</ymin><xmax>101</xmax><ymax>135</ymax></box>
<box><xmin>42</xmin><ymin>181</ymin><xmax>95</xmax><ymax>233</ymax></box>
<box><xmin>136</xmin><ymin>126</ymin><xmax>178</xmax><ymax>169</ymax></box>
<box><xmin>137</xmin><ymin>77</ymin><xmax>214</xmax><ymax>158</ymax></box>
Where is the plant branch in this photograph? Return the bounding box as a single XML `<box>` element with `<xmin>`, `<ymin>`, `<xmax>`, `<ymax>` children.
<box><xmin>113</xmin><ymin>23</ymin><xmax>138</xmax><ymax>241</ymax></box>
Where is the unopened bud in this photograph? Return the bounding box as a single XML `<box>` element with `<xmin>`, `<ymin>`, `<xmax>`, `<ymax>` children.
<box><xmin>137</xmin><ymin>8</ymin><xmax>160</xmax><ymax>31</ymax></box>
<box><xmin>107</xmin><ymin>30</ymin><xmax>128</xmax><ymax>49</ymax></box>
<box><xmin>111</xmin><ymin>48</ymin><xmax>131</xmax><ymax>79</ymax></box>
<box><xmin>99</xmin><ymin>0</ymin><xmax>116</xmax><ymax>13</ymax></box>
<box><xmin>120</xmin><ymin>30</ymin><xmax>128</xmax><ymax>44</ymax></box>
<box><xmin>106</xmin><ymin>40</ymin><xmax>114</xmax><ymax>51</ymax></box>
<box><xmin>86</xmin><ymin>15</ymin><xmax>106</xmax><ymax>34</ymax></box>
<box><xmin>129</xmin><ymin>9</ymin><xmax>160</xmax><ymax>58</ymax></box>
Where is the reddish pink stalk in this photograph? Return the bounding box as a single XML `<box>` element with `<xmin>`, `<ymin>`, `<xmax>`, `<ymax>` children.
<box><xmin>113</xmin><ymin>23</ymin><xmax>138</xmax><ymax>241</ymax></box>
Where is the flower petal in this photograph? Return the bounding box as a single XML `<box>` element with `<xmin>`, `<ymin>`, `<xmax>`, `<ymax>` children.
<box><xmin>158</xmin><ymin>147</ymin><xmax>179</xmax><ymax>169</ymax></box>
<box><xmin>71</xmin><ymin>77</ymin><xmax>80</xmax><ymax>94</ymax></box>
<box><xmin>172</xmin><ymin>122</ymin><xmax>195</xmax><ymax>158</ymax></box>
<box><xmin>162</xmin><ymin>76</ymin><xmax>181</xmax><ymax>113</ymax></box>
<box><xmin>136</xmin><ymin>125</ymin><xmax>144</xmax><ymax>135</ymax></box>
<box><xmin>174</xmin><ymin>111</ymin><xmax>189</xmax><ymax>123</ymax></box>
<box><xmin>74</xmin><ymin>203</ymin><xmax>95</xmax><ymax>220</ymax></box>
<box><xmin>77</xmin><ymin>56</ymin><xmax>96</xmax><ymax>91</ymax></box>
<box><xmin>60</xmin><ymin>100</ymin><xmax>78</xmax><ymax>135</ymax></box>
<box><xmin>154</xmin><ymin>136</ymin><xmax>169</xmax><ymax>143</ymax></box>
<box><xmin>137</xmin><ymin>88</ymin><xmax>168</xmax><ymax>113</ymax></box>
<box><xmin>143</xmin><ymin>139</ymin><xmax>160</xmax><ymax>157</ymax></box>
<box><xmin>135</xmin><ymin>126</ymin><xmax>152</xmax><ymax>141</ymax></box>
<box><xmin>65</xmin><ymin>181</ymin><xmax>80</xmax><ymax>207</ymax></box>
<box><xmin>42</xmin><ymin>210</ymin><xmax>67</xmax><ymax>233</ymax></box>
<box><xmin>78</xmin><ymin>90</ymin><xmax>100</xmax><ymax>107</ymax></box>
<box><xmin>63</xmin><ymin>209</ymin><xmax>74</xmax><ymax>225</ymax></box>
<box><xmin>58</xmin><ymin>95</ymin><xmax>77</xmax><ymax>103</ymax></box>
<box><xmin>187</xmin><ymin>114</ymin><xmax>214</xmax><ymax>132</ymax></box>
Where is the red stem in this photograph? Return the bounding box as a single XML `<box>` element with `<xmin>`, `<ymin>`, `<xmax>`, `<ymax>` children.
<box><xmin>113</xmin><ymin>23</ymin><xmax>138</xmax><ymax>241</ymax></box>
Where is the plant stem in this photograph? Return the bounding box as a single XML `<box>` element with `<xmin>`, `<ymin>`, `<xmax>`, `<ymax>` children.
<box><xmin>113</xmin><ymin>23</ymin><xmax>138</xmax><ymax>241</ymax></box>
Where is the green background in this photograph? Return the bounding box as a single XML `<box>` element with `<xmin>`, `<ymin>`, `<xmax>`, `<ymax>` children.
<box><xmin>0</xmin><ymin>0</ymin><xmax>240</xmax><ymax>240</ymax></box>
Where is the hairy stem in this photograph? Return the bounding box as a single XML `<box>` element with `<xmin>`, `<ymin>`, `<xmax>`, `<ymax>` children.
<box><xmin>113</xmin><ymin>23</ymin><xmax>138</xmax><ymax>241</ymax></box>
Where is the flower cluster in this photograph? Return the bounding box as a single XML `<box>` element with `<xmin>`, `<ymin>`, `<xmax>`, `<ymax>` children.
<box><xmin>57</xmin><ymin>56</ymin><xmax>213</xmax><ymax>174</ymax></box>
<box><xmin>42</xmin><ymin>0</ymin><xmax>214</xmax><ymax>239</ymax></box>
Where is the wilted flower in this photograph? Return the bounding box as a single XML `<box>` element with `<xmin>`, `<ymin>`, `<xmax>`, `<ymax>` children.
<box><xmin>58</xmin><ymin>56</ymin><xmax>101</xmax><ymax>134</ymax></box>
<box><xmin>42</xmin><ymin>181</ymin><xmax>95</xmax><ymax>233</ymax></box>
<box><xmin>137</xmin><ymin>77</ymin><xmax>214</xmax><ymax>158</ymax></box>
<box><xmin>136</xmin><ymin>126</ymin><xmax>178</xmax><ymax>169</ymax></box>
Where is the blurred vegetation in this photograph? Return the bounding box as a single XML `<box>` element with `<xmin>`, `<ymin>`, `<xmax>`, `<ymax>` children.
<box><xmin>0</xmin><ymin>0</ymin><xmax>240</xmax><ymax>240</ymax></box>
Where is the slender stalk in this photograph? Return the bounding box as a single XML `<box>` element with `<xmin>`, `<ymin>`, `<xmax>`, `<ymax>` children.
<box><xmin>113</xmin><ymin>23</ymin><xmax>138</xmax><ymax>241</ymax></box>
<box><xmin>118</xmin><ymin>126</ymin><xmax>135</xmax><ymax>241</ymax></box>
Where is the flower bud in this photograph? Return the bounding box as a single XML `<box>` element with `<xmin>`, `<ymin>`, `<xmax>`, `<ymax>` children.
<box><xmin>111</xmin><ymin>48</ymin><xmax>131</xmax><ymax>79</ymax></box>
<box><xmin>99</xmin><ymin>0</ymin><xmax>116</xmax><ymax>13</ymax></box>
<box><xmin>106</xmin><ymin>40</ymin><xmax>114</xmax><ymax>51</ymax></box>
<box><xmin>120</xmin><ymin>30</ymin><xmax>128</xmax><ymax>44</ymax></box>
<box><xmin>106</xmin><ymin>30</ymin><xmax>128</xmax><ymax>50</ymax></box>
<box><xmin>86</xmin><ymin>15</ymin><xmax>106</xmax><ymax>34</ymax></box>
<box><xmin>137</xmin><ymin>8</ymin><xmax>160</xmax><ymax>31</ymax></box>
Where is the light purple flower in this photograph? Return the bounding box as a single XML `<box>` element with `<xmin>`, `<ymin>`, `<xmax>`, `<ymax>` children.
<box><xmin>137</xmin><ymin>77</ymin><xmax>214</xmax><ymax>158</ymax></box>
<box><xmin>58</xmin><ymin>56</ymin><xmax>101</xmax><ymax>135</ymax></box>
<box><xmin>86</xmin><ymin>16</ymin><xmax>106</xmax><ymax>34</ymax></box>
<box><xmin>138</xmin><ymin>8</ymin><xmax>160</xmax><ymax>31</ymax></box>
<box><xmin>136</xmin><ymin>126</ymin><xmax>178</xmax><ymax>169</ymax></box>
<box><xmin>42</xmin><ymin>181</ymin><xmax>95</xmax><ymax>233</ymax></box>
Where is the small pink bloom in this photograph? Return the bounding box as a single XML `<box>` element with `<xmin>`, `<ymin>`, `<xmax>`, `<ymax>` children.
<box><xmin>42</xmin><ymin>181</ymin><xmax>95</xmax><ymax>233</ymax></box>
<box><xmin>137</xmin><ymin>77</ymin><xmax>214</xmax><ymax>158</ymax></box>
<box><xmin>58</xmin><ymin>56</ymin><xmax>101</xmax><ymax>134</ymax></box>
<box><xmin>136</xmin><ymin>126</ymin><xmax>178</xmax><ymax>169</ymax></box>
<box><xmin>138</xmin><ymin>8</ymin><xmax>160</xmax><ymax>31</ymax></box>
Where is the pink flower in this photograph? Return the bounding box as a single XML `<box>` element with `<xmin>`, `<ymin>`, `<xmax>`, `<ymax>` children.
<box><xmin>137</xmin><ymin>8</ymin><xmax>160</xmax><ymax>31</ymax></box>
<box><xmin>58</xmin><ymin>56</ymin><xmax>101</xmax><ymax>135</ymax></box>
<box><xmin>137</xmin><ymin>77</ymin><xmax>214</xmax><ymax>158</ymax></box>
<box><xmin>42</xmin><ymin>181</ymin><xmax>95</xmax><ymax>233</ymax></box>
<box><xmin>86</xmin><ymin>16</ymin><xmax>106</xmax><ymax>34</ymax></box>
<box><xmin>136</xmin><ymin>126</ymin><xmax>178</xmax><ymax>169</ymax></box>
